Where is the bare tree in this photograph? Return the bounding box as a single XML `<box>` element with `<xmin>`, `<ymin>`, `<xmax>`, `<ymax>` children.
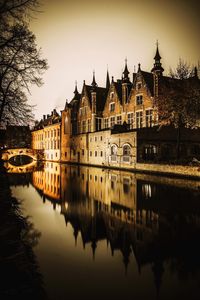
<box><xmin>0</xmin><ymin>0</ymin><xmax>47</xmax><ymax>127</ymax></box>
<box><xmin>156</xmin><ymin>60</ymin><xmax>200</xmax><ymax>159</ymax></box>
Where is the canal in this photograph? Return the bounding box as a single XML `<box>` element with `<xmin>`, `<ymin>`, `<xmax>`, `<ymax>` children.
<box><xmin>7</xmin><ymin>163</ymin><xmax>200</xmax><ymax>299</ymax></box>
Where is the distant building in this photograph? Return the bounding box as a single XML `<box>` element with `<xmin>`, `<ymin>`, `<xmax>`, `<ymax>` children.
<box><xmin>32</xmin><ymin>109</ymin><xmax>61</xmax><ymax>161</ymax></box>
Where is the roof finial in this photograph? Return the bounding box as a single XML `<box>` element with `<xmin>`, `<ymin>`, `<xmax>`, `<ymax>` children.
<box><xmin>91</xmin><ymin>70</ymin><xmax>97</xmax><ymax>87</ymax></box>
<box><xmin>138</xmin><ymin>63</ymin><xmax>141</xmax><ymax>71</ymax></box>
<box><xmin>123</xmin><ymin>57</ymin><xmax>130</xmax><ymax>82</ymax></box>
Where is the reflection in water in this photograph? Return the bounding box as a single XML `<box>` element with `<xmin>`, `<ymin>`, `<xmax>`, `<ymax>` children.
<box><xmin>10</xmin><ymin>163</ymin><xmax>200</xmax><ymax>299</ymax></box>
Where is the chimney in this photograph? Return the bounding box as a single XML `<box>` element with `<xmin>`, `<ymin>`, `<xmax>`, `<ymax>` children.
<box><xmin>43</xmin><ymin>115</ymin><xmax>46</xmax><ymax>120</ymax></box>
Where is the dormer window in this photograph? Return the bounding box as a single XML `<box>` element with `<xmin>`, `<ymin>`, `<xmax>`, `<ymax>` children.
<box><xmin>110</xmin><ymin>102</ymin><xmax>115</xmax><ymax>112</ymax></box>
<box><xmin>136</xmin><ymin>95</ymin><xmax>143</xmax><ymax>105</ymax></box>
<box><xmin>137</xmin><ymin>83</ymin><xmax>142</xmax><ymax>90</ymax></box>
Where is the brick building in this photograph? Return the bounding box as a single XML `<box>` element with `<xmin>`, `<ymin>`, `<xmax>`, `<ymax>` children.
<box><xmin>32</xmin><ymin>44</ymin><xmax>200</xmax><ymax>166</ymax></box>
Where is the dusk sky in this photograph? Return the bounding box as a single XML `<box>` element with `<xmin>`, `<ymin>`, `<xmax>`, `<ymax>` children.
<box><xmin>29</xmin><ymin>0</ymin><xmax>200</xmax><ymax>120</ymax></box>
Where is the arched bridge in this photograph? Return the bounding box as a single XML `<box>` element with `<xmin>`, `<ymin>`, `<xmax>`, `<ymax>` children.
<box><xmin>1</xmin><ymin>148</ymin><xmax>43</xmax><ymax>161</ymax></box>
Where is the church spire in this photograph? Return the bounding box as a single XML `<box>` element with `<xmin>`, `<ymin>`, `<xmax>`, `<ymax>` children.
<box><xmin>74</xmin><ymin>81</ymin><xmax>78</xmax><ymax>95</ymax></box>
<box><xmin>106</xmin><ymin>67</ymin><xmax>110</xmax><ymax>89</ymax></box>
<box><xmin>151</xmin><ymin>41</ymin><xmax>164</xmax><ymax>76</ymax></box>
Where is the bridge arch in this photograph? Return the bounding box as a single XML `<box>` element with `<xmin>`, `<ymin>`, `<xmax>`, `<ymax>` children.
<box><xmin>1</xmin><ymin>148</ymin><xmax>39</xmax><ymax>161</ymax></box>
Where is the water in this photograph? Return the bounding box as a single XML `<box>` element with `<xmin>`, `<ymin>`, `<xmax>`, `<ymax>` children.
<box><xmin>9</xmin><ymin>162</ymin><xmax>200</xmax><ymax>300</ymax></box>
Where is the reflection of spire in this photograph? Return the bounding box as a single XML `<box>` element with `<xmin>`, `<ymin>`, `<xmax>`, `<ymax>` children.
<box><xmin>91</xmin><ymin>240</ymin><xmax>97</xmax><ymax>260</ymax></box>
<box><xmin>152</xmin><ymin>260</ymin><xmax>164</xmax><ymax>299</ymax></box>
<box><xmin>74</xmin><ymin>227</ymin><xmax>79</xmax><ymax>246</ymax></box>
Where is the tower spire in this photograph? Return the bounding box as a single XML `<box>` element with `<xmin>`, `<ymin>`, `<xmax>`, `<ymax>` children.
<box><xmin>91</xmin><ymin>70</ymin><xmax>97</xmax><ymax>87</ymax></box>
<box><xmin>122</xmin><ymin>58</ymin><xmax>130</xmax><ymax>82</ymax></box>
<box><xmin>151</xmin><ymin>41</ymin><xmax>164</xmax><ymax>76</ymax></box>
<box><xmin>106</xmin><ymin>67</ymin><xmax>110</xmax><ymax>89</ymax></box>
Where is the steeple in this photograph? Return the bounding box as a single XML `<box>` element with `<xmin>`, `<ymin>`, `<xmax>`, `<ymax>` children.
<box><xmin>91</xmin><ymin>71</ymin><xmax>97</xmax><ymax>88</ymax></box>
<box><xmin>106</xmin><ymin>68</ymin><xmax>110</xmax><ymax>89</ymax></box>
<box><xmin>73</xmin><ymin>81</ymin><xmax>79</xmax><ymax>97</ymax></box>
<box><xmin>151</xmin><ymin>41</ymin><xmax>164</xmax><ymax>76</ymax></box>
<box><xmin>122</xmin><ymin>58</ymin><xmax>130</xmax><ymax>82</ymax></box>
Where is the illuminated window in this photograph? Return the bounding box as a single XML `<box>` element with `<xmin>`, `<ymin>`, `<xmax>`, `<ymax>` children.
<box><xmin>116</xmin><ymin>115</ymin><xmax>122</xmax><ymax>124</ymax></box>
<box><xmin>127</xmin><ymin>112</ymin><xmax>134</xmax><ymax>129</ymax></box>
<box><xmin>104</xmin><ymin>118</ymin><xmax>109</xmax><ymax>128</ymax></box>
<box><xmin>146</xmin><ymin>109</ymin><xmax>153</xmax><ymax>127</ymax></box>
<box><xmin>136</xmin><ymin>111</ymin><xmax>143</xmax><ymax>128</ymax></box>
<box><xmin>123</xmin><ymin>144</ymin><xmax>131</xmax><ymax>162</ymax></box>
<box><xmin>111</xmin><ymin>144</ymin><xmax>117</xmax><ymax>161</ymax></box>
<box><xmin>110</xmin><ymin>102</ymin><xmax>115</xmax><ymax>112</ymax></box>
<box><xmin>110</xmin><ymin>116</ymin><xmax>115</xmax><ymax>127</ymax></box>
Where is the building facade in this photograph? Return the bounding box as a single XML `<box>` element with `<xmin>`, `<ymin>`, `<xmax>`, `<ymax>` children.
<box><xmin>32</xmin><ymin>109</ymin><xmax>61</xmax><ymax>161</ymax></box>
<box><xmin>31</xmin><ymin>45</ymin><xmax>200</xmax><ymax>166</ymax></box>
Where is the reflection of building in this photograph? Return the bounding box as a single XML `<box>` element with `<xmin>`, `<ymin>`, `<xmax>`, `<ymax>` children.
<box><xmin>32</xmin><ymin>109</ymin><xmax>61</xmax><ymax>161</ymax></box>
<box><xmin>31</xmin><ymin>163</ymin><xmax>200</xmax><ymax>293</ymax></box>
<box><xmin>32</xmin><ymin>162</ymin><xmax>61</xmax><ymax>201</ymax></box>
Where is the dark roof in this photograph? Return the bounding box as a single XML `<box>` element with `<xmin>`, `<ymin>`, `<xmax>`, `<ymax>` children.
<box><xmin>141</xmin><ymin>71</ymin><xmax>154</xmax><ymax>95</ymax></box>
<box><xmin>34</xmin><ymin>109</ymin><xmax>61</xmax><ymax>130</ymax></box>
<box><xmin>82</xmin><ymin>84</ymin><xmax>108</xmax><ymax>112</ymax></box>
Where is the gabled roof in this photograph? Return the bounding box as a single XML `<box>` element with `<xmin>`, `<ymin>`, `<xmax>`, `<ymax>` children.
<box><xmin>81</xmin><ymin>84</ymin><xmax>108</xmax><ymax>112</ymax></box>
<box><xmin>141</xmin><ymin>71</ymin><xmax>154</xmax><ymax>95</ymax></box>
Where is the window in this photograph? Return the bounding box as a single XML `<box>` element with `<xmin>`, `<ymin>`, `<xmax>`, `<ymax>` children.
<box><xmin>110</xmin><ymin>102</ymin><xmax>115</xmax><ymax>112</ymax></box>
<box><xmin>146</xmin><ymin>109</ymin><xmax>153</xmax><ymax>127</ymax></box>
<box><xmin>95</xmin><ymin>136</ymin><xmax>97</xmax><ymax>142</ymax></box>
<box><xmin>100</xmin><ymin>151</ymin><xmax>103</xmax><ymax>157</ymax></box>
<box><xmin>136</xmin><ymin>111</ymin><xmax>143</xmax><ymax>128</ymax></box>
<box><xmin>87</xmin><ymin>119</ymin><xmax>91</xmax><ymax>132</ymax></box>
<box><xmin>110</xmin><ymin>116</ymin><xmax>115</xmax><ymax>127</ymax></box>
<box><xmin>104</xmin><ymin>118</ymin><xmax>109</xmax><ymax>128</ymax></box>
<box><xmin>127</xmin><ymin>113</ymin><xmax>134</xmax><ymax>129</ymax></box>
<box><xmin>96</xmin><ymin>118</ymin><xmax>102</xmax><ymax>131</ymax></box>
<box><xmin>123</xmin><ymin>144</ymin><xmax>131</xmax><ymax>162</ymax></box>
<box><xmin>111</xmin><ymin>145</ymin><xmax>117</xmax><ymax>161</ymax></box>
<box><xmin>116</xmin><ymin>115</ymin><xmax>122</xmax><ymax>125</ymax></box>
<box><xmin>82</xmin><ymin>149</ymin><xmax>84</xmax><ymax>156</ymax></box>
<box><xmin>110</xmin><ymin>92</ymin><xmax>114</xmax><ymax>100</ymax></box>
<box><xmin>82</xmin><ymin>120</ymin><xmax>86</xmax><ymax>133</ymax></box>
<box><xmin>95</xmin><ymin>151</ymin><xmax>97</xmax><ymax>157</ymax></box>
<box><xmin>90</xmin><ymin>151</ymin><xmax>92</xmax><ymax>156</ymax></box>
<box><xmin>143</xmin><ymin>144</ymin><xmax>157</xmax><ymax>161</ymax></box>
<box><xmin>100</xmin><ymin>136</ymin><xmax>103</xmax><ymax>141</ymax></box>
<box><xmin>136</xmin><ymin>95</ymin><xmax>143</xmax><ymax>105</ymax></box>
<box><xmin>137</xmin><ymin>83</ymin><xmax>142</xmax><ymax>90</ymax></box>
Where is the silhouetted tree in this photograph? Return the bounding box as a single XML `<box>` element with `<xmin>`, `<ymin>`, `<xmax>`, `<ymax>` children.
<box><xmin>0</xmin><ymin>0</ymin><xmax>47</xmax><ymax>127</ymax></box>
<box><xmin>156</xmin><ymin>59</ymin><xmax>200</xmax><ymax>159</ymax></box>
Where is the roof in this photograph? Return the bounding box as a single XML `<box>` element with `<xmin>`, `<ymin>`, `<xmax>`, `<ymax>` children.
<box><xmin>82</xmin><ymin>84</ymin><xmax>108</xmax><ymax>112</ymax></box>
<box><xmin>141</xmin><ymin>71</ymin><xmax>154</xmax><ymax>95</ymax></box>
<box><xmin>34</xmin><ymin>109</ymin><xmax>61</xmax><ymax>130</ymax></box>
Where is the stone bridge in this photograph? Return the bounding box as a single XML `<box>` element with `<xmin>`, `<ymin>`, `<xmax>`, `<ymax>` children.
<box><xmin>1</xmin><ymin>148</ymin><xmax>43</xmax><ymax>161</ymax></box>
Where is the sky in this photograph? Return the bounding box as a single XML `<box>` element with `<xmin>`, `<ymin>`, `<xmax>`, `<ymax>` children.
<box><xmin>29</xmin><ymin>0</ymin><xmax>200</xmax><ymax>120</ymax></box>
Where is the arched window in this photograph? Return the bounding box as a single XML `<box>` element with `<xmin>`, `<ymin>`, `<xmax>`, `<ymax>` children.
<box><xmin>111</xmin><ymin>144</ymin><xmax>117</xmax><ymax>161</ymax></box>
<box><xmin>64</xmin><ymin>116</ymin><xmax>68</xmax><ymax>134</ymax></box>
<box><xmin>123</xmin><ymin>144</ymin><xmax>131</xmax><ymax>162</ymax></box>
<box><xmin>143</xmin><ymin>144</ymin><xmax>157</xmax><ymax>161</ymax></box>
